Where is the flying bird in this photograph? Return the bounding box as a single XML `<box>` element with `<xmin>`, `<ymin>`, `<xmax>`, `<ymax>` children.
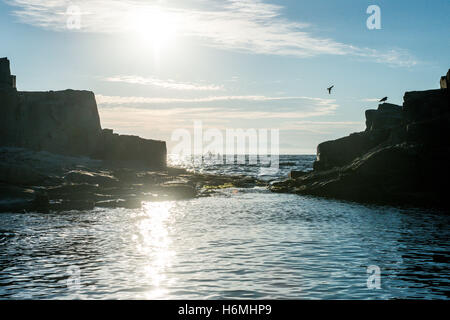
<box><xmin>327</xmin><ymin>85</ymin><xmax>334</xmax><ymax>94</ymax></box>
<box><xmin>379</xmin><ymin>97</ymin><xmax>388</xmax><ymax>103</ymax></box>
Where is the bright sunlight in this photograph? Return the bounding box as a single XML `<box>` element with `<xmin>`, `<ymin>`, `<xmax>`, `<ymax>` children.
<box><xmin>127</xmin><ymin>6</ymin><xmax>178</xmax><ymax>54</ymax></box>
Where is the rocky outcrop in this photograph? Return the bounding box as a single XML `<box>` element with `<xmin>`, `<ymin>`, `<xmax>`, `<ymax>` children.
<box><xmin>271</xmin><ymin>70</ymin><xmax>450</xmax><ymax>208</ymax></box>
<box><xmin>0</xmin><ymin>57</ymin><xmax>166</xmax><ymax>169</ymax></box>
<box><xmin>365</xmin><ymin>103</ymin><xmax>403</xmax><ymax>131</ymax></box>
<box><xmin>0</xmin><ymin>57</ymin><xmax>16</xmax><ymax>89</ymax></box>
<box><xmin>314</xmin><ymin>102</ymin><xmax>403</xmax><ymax>171</ymax></box>
<box><xmin>95</xmin><ymin>129</ymin><xmax>167</xmax><ymax>169</ymax></box>
<box><xmin>0</xmin><ymin>147</ymin><xmax>266</xmax><ymax>213</ymax></box>
<box><xmin>0</xmin><ymin>89</ymin><xmax>102</xmax><ymax>157</ymax></box>
<box><xmin>440</xmin><ymin>69</ymin><xmax>449</xmax><ymax>89</ymax></box>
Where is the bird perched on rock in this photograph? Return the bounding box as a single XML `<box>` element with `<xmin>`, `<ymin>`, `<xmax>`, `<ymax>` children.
<box><xmin>327</xmin><ymin>85</ymin><xmax>334</xmax><ymax>94</ymax></box>
<box><xmin>379</xmin><ymin>97</ymin><xmax>388</xmax><ymax>103</ymax></box>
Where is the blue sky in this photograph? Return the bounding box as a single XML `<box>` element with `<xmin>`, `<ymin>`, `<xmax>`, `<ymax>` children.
<box><xmin>1</xmin><ymin>0</ymin><xmax>449</xmax><ymax>154</ymax></box>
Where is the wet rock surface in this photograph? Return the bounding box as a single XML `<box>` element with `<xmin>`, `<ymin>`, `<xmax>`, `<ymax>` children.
<box><xmin>0</xmin><ymin>147</ymin><xmax>267</xmax><ymax>213</ymax></box>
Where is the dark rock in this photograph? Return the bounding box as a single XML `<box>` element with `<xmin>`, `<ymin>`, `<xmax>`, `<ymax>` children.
<box><xmin>50</xmin><ymin>200</ymin><xmax>95</xmax><ymax>212</ymax></box>
<box><xmin>440</xmin><ymin>69</ymin><xmax>449</xmax><ymax>89</ymax></box>
<box><xmin>46</xmin><ymin>183</ymin><xmax>99</xmax><ymax>202</ymax></box>
<box><xmin>0</xmin><ymin>184</ymin><xmax>49</xmax><ymax>213</ymax></box>
<box><xmin>314</xmin><ymin>131</ymin><xmax>386</xmax><ymax>171</ymax></box>
<box><xmin>441</xmin><ymin>76</ymin><xmax>448</xmax><ymax>89</ymax></box>
<box><xmin>167</xmin><ymin>167</ymin><xmax>188</xmax><ymax>176</ymax></box>
<box><xmin>274</xmin><ymin>71</ymin><xmax>450</xmax><ymax>208</ymax></box>
<box><xmin>272</xmin><ymin>144</ymin><xmax>437</xmax><ymax>205</ymax></box>
<box><xmin>33</xmin><ymin>193</ymin><xmax>50</xmax><ymax>213</ymax></box>
<box><xmin>159</xmin><ymin>183</ymin><xmax>197</xmax><ymax>200</ymax></box>
<box><xmin>0</xmin><ymin>163</ymin><xmax>46</xmax><ymax>186</ymax></box>
<box><xmin>403</xmin><ymin>89</ymin><xmax>450</xmax><ymax>124</ymax></box>
<box><xmin>64</xmin><ymin>170</ymin><xmax>119</xmax><ymax>187</ymax></box>
<box><xmin>112</xmin><ymin>168</ymin><xmax>138</xmax><ymax>183</ymax></box>
<box><xmin>289</xmin><ymin>171</ymin><xmax>308</xmax><ymax>179</ymax></box>
<box><xmin>95</xmin><ymin>198</ymin><xmax>142</xmax><ymax>209</ymax></box>
<box><xmin>0</xmin><ymin>57</ymin><xmax>16</xmax><ymax>90</ymax></box>
<box><xmin>233</xmin><ymin>177</ymin><xmax>257</xmax><ymax>187</ymax></box>
<box><xmin>406</xmin><ymin>114</ymin><xmax>450</xmax><ymax>145</ymax></box>
<box><xmin>138</xmin><ymin>172</ymin><xmax>171</xmax><ymax>185</ymax></box>
<box><xmin>0</xmin><ymin>58</ymin><xmax>167</xmax><ymax>170</ymax></box>
<box><xmin>0</xmin><ymin>89</ymin><xmax>102</xmax><ymax>157</ymax></box>
<box><xmin>365</xmin><ymin>103</ymin><xmax>403</xmax><ymax>132</ymax></box>
<box><xmin>0</xmin><ymin>184</ymin><xmax>35</xmax><ymax>212</ymax></box>
<box><xmin>94</xmin><ymin>129</ymin><xmax>167</xmax><ymax>169</ymax></box>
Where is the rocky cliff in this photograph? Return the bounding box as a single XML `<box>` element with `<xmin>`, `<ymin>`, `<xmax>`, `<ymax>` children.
<box><xmin>271</xmin><ymin>69</ymin><xmax>450</xmax><ymax>209</ymax></box>
<box><xmin>0</xmin><ymin>57</ymin><xmax>166</xmax><ymax>169</ymax></box>
<box><xmin>0</xmin><ymin>89</ymin><xmax>102</xmax><ymax>157</ymax></box>
<box><xmin>0</xmin><ymin>57</ymin><xmax>16</xmax><ymax>89</ymax></box>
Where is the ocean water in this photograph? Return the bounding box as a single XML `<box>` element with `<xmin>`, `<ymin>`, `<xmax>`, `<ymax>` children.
<box><xmin>0</xmin><ymin>155</ymin><xmax>449</xmax><ymax>299</ymax></box>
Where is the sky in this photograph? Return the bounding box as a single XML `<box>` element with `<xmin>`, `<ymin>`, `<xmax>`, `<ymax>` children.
<box><xmin>0</xmin><ymin>0</ymin><xmax>449</xmax><ymax>154</ymax></box>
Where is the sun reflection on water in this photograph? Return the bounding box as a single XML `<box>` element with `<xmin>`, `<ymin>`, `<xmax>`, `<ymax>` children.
<box><xmin>133</xmin><ymin>201</ymin><xmax>176</xmax><ymax>299</ymax></box>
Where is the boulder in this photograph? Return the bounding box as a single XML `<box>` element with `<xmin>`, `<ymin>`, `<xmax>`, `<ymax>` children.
<box><xmin>159</xmin><ymin>183</ymin><xmax>197</xmax><ymax>200</ymax></box>
<box><xmin>64</xmin><ymin>170</ymin><xmax>119</xmax><ymax>187</ymax></box>
<box><xmin>50</xmin><ymin>200</ymin><xmax>95</xmax><ymax>212</ymax></box>
<box><xmin>365</xmin><ymin>103</ymin><xmax>403</xmax><ymax>131</ymax></box>
<box><xmin>314</xmin><ymin>131</ymin><xmax>387</xmax><ymax>171</ymax></box>
<box><xmin>47</xmin><ymin>183</ymin><xmax>99</xmax><ymax>201</ymax></box>
<box><xmin>403</xmin><ymin>89</ymin><xmax>450</xmax><ymax>123</ymax></box>
<box><xmin>289</xmin><ymin>171</ymin><xmax>308</xmax><ymax>179</ymax></box>
<box><xmin>0</xmin><ymin>163</ymin><xmax>46</xmax><ymax>186</ymax></box>
<box><xmin>0</xmin><ymin>184</ymin><xmax>49</xmax><ymax>213</ymax></box>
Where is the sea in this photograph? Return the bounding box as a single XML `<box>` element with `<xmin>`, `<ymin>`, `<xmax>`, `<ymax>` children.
<box><xmin>0</xmin><ymin>155</ymin><xmax>449</xmax><ymax>299</ymax></box>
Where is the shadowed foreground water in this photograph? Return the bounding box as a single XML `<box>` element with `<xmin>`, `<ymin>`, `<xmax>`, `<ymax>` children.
<box><xmin>1</xmin><ymin>186</ymin><xmax>449</xmax><ymax>299</ymax></box>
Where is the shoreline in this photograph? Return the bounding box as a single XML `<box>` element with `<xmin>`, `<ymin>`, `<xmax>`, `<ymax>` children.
<box><xmin>0</xmin><ymin>147</ymin><xmax>267</xmax><ymax>214</ymax></box>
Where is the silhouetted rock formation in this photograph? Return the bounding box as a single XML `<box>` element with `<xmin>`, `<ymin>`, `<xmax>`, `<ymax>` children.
<box><xmin>440</xmin><ymin>69</ymin><xmax>449</xmax><ymax>89</ymax></box>
<box><xmin>0</xmin><ymin>58</ymin><xmax>166</xmax><ymax>169</ymax></box>
<box><xmin>0</xmin><ymin>57</ymin><xmax>16</xmax><ymax>89</ymax></box>
<box><xmin>95</xmin><ymin>129</ymin><xmax>167</xmax><ymax>169</ymax></box>
<box><xmin>272</xmin><ymin>70</ymin><xmax>450</xmax><ymax>208</ymax></box>
<box><xmin>313</xmin><ymin>102</ymin><xmax>406</xmax><ymax>171</ymax></box>
<box><xmin>0</xmin><ymin>89</ymin><xmax>102</xmax><ymax>156</ymax></box>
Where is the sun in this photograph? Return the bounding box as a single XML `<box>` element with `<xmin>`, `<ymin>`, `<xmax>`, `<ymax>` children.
<box><xmin>128</xmin><ymin>7</ymin><xmax>177</xmax><ymax>53</ymax></box>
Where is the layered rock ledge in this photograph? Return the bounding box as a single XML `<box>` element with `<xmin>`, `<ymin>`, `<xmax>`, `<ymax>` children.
<box><xmin>271</xmin><ymin>70</ymin><xmax>450</xmax><ymax>209</ymax></box>
<box><xmin>0</xmin><ymin>147</ymin><xmax>266</xmax><ymax>213</ymax></box>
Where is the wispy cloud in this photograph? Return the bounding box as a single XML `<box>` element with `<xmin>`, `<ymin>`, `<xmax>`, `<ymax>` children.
<box><xmin>97</xmin><ymin>106</ymin><xmax>362</xmax><ymax>150</ymax></box>
<box><xmin>97</xmin><ymin>107</ymin><xmax>347</xmax><ymax>133</ymax></box>
<box><xmin>282</xmin><ymin>120</ymin><xmax>364</xmax><ymax>134</ymax></box>
<box><xmin>7</xmin><ymin>0</ymin><xmax>418</xmax><ymax>67</ymax></box>
<box><xmin>96</xmin><ymin>94</ymin><xmax>339</xmax><ymax>123</ymax></box>
<box><xmin>95</xmin><ymin>94</ymin><xmax>338</xmax><ymax>117</ymax></box>
<box><xmin>361</xmin><ymin>98</ymin><xmax>382</xmax><ymax>102</ymax></box>
<box><xmin>104</xmin><ymin>76</ymin><xmax>223</xmax><ymax>91</ymax></box>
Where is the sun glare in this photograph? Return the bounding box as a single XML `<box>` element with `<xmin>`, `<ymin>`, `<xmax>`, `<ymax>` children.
<box><xmin>129</xmin><ymin>7</ymin><xmax>177</xmax><ymax>54</ymax></box>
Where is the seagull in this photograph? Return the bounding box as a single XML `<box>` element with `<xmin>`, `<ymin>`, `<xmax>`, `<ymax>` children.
<box><xmin>379</xmin><ymin>97</ymin><xmax>388</xmax><ymax>103</ymax></box>
<box><xmin>327</xmin><ymin>85</ymin><xmax>334</xmax><ymax>94</ymax></box>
